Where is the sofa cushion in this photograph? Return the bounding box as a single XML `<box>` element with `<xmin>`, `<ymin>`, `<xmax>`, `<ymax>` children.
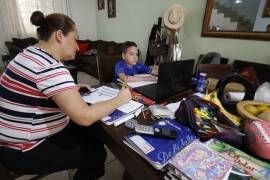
<box><xmin>77</xmin><ymin>41</ymin><xmax>89</xmax><ymax>55</ymax></box>
<box><xmin>96</xmin><ymin>40</ymin><xmax>109</xmax><ymax>53</ymax></box>
<box><xmin>115</xmin><ymin>43</ymin><xmax>125</xmax><ymax>54</ymax></box>
<box><xmin>106</xmin><ymin>42</ymin><xmax>118</xmax><ymax>54</ymax></box>
<box><xmin>12</xmin><ymin>37</ymin><xmax>38</xmax><ymax>49</ymax></box>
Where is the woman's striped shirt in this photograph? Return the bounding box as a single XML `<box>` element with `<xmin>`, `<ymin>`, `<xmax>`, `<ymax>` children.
<box><xmin>0</xmin><ymin>46</ymin><xmax>76</xmax><ymax>151</ymax></box>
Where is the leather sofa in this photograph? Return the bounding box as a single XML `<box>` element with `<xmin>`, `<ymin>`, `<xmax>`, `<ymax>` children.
<box><xmin>70</xmin><ymin>40</ymin><xmax>126</xmax><ymax>84</ymax></box>
<box><xmin>5</xmin><ymin>37</ymin><xmax>38</xmax><ymax>59</ymax></box>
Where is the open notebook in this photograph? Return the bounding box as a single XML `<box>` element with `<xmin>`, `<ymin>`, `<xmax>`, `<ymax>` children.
<box><xmin>82</xmin><ymin>86</ymin><xmax>144</xmax><ymax>126</ymax></box>
<box><xmin>117</xmin><ymin>74</ymin><xmax>157</xmax><ymax>88</ymax></box>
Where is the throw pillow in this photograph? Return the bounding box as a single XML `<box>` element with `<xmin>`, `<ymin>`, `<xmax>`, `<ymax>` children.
<box><xmin>77</xmin><ymin>42</ymin><xmax>89</xmax><ymax>55</ymax></box>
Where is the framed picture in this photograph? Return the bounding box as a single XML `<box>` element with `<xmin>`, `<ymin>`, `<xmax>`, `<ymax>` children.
<box><xmin>97</xmin><ymin>0</ymin><xmax>104</xmax><ymax>10</ymax></box>
<box><xmin>263</xmin><ymin>0</ymin><xmax>270</xmax><ymax>17</ymax></box>
<box><xmin>107</xmin><ymin>0</ymin><xmax>116</xmax><ymax>18</ymax></box>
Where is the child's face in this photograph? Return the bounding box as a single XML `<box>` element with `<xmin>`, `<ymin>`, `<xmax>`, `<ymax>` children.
<box><xmin>122</xmin><ymin>46</ymin><xmax>138</xmax><ymax>66</ymax></box>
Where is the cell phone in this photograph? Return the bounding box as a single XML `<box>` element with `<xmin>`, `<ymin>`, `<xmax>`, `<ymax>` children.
<box><xmin>134</xmin><ymin>124</ymin><xmax>177</xmax><ymax>139</ymax></box>
<box><xmin>79</xmin><ymin>87</ymin><xmax>90</xmax><ymax>96</ymax></box>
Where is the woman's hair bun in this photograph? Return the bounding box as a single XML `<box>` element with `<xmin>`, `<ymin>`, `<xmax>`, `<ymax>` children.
<box><xmin>30</xmin><ymin>11</ymin><xmax>45</xmax><ymax>26</ymax></box>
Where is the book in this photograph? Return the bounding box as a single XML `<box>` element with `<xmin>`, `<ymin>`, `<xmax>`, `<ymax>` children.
<box><xmin>117</xmin><ymin>77</ymin><xmax>157</xmax><ymax>88</ymax></box>
<box><xmin>168</xmin><ymin>140</ymin><xmax>232</xmax><ymax>180</ymax></box>
<box><xmin>82</xmin><ymin>86</ymin><xmax>144</xmax><ymax>126</ymax></box>
<box><xmin>130</xmin><ymin>88</ymin><xmax>155</xmax><ymax>105</ymax></box>
<box><xmin>206</xmin><ymin>139</ymin><xmax>270</xmax><ymax>180</ymax></box>
<box><xmin>123</xmin><ymin>119</ymin><xmax>197</xmax><ymax>170</ymax></box>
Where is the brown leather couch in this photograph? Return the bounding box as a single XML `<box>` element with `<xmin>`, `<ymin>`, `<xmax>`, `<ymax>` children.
<box><xmin>70</xmin><ymin>40</ymin><xmax>126</xmax><ymax>84</ymax></box>
<box><xmin>5</xmin><ymin>37</ymin><xmax>38</xmax><ymax>59</ymax></box>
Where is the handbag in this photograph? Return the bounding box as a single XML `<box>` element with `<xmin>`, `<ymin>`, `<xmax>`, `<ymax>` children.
<box><xmin>148</xmin><ymin>30</ymin><xmax>168</xmax><ymax>56</ymax></box>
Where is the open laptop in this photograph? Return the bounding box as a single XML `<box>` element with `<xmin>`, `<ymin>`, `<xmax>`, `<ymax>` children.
<box><xmin>133</xmin><ymin>60</ymin><xmax>195</xmax><ymax>101</ymax></box>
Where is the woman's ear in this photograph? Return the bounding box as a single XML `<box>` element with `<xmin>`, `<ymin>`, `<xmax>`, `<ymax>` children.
<box><xmin>55</xmin><ymin>30</ymin><xmax>63</xmax><ymax>43</ymax></box>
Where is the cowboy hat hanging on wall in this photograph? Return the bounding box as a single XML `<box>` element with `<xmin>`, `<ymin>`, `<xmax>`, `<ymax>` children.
<box><xmin>163</xmin><ymin>4</ymin><xmax>185</xmax><ymax>62</ymax></box>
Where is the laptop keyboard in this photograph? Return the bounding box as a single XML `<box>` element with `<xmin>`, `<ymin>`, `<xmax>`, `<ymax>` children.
<box><xmin>135</xmin><ymin>83</ymin><xmax>157</xmax><ymax>99</ymax></box>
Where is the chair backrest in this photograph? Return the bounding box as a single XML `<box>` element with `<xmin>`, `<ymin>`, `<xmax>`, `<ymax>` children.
<box><xmin>196</xmin><ymin>64</ymin><xmax>233</xmax><ymax>79</ymax></box>
<box><xmin>97</xmin><ymin>54</ymin><xmax>122</xmax><ymax>84</ymax></box>
<box><xmin>5</xmin><ymin>41</ymin><xmax>22</xmax><ymax>59</ymax></box>
<box><xmin>233</xmin><ymin>60</ymin><xmax>270</xmax><ymax>83</ymax></box>
<box><xmin>198</xmin><ymin>53</ymin><xmax>229</xmax><ymax>64</ymax></box>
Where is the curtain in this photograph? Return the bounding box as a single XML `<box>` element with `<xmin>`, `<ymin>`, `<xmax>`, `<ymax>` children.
<box><xmin>16</xmin><ymin>0</ymin><xmax>69</xmax><ymax>37</ymax></box>
<box><xmin>0</xmin><ymin>0</ymin><xmax>69</xmax><ymax>67</ymax></box>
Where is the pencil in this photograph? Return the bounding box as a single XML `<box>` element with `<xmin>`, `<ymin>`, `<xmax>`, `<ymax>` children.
<box><xmin>117</xmin><ymin>82</ymin><xmax>126</xmax><ymax>88</ymax></box>
<box><xmin>142</xmin><ymin>111</ymin><xmax>146</xmax><ymax>119</ymax></box>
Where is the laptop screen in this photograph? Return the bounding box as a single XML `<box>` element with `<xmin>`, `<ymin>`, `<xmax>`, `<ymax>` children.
<box><xmin>156</xmin><ymin>59</ymin><xmax>195</xmax><ymax>100</ymax></box>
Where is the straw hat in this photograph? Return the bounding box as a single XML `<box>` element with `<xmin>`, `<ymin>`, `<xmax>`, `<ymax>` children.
<box><xmin>163</xmin><ymin>4</ymin><xmax>185</xmax><ymax>30</ymax></box>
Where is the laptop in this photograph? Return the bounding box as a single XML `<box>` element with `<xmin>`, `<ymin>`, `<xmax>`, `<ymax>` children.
<box><xmin>134</xmin><ymin>60</ymin><xmax>195</xmax><ymax>101</ymax></box>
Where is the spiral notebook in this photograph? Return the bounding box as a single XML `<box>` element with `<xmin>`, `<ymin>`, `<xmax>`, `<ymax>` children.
<box><xmin>123</xmin><ymin>119</ymin><xmax>197</xmax><ymax>170</ymax></box>
<box><xmin>82</xmin><ymin>86</ymin><xmax>144</xmax><ymax>126</ymax></box>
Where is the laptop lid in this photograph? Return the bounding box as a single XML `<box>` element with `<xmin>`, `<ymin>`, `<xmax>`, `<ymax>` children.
<box><xmin>155</xmin><ymin>59</ymin><xmax>195</xmax><ymax>100</ymax></box>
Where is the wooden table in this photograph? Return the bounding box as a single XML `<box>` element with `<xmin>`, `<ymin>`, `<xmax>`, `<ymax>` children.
<box><xmin>96</xmin><ymin>90</ymin><xmax>193</xmax><ymax>180</ymax></box>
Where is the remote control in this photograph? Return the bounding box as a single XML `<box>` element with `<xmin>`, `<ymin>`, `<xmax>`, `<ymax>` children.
<box><xmin>134</xmin><ymin>124</ymin><xmax>177</xmax><ymax>139</ymax></box>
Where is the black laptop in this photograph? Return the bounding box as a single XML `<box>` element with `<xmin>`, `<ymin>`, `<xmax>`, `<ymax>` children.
<box><xmin>134</xmin><ymin>60</ymin><xmax>195</xmax><ymax>101</ymax></box>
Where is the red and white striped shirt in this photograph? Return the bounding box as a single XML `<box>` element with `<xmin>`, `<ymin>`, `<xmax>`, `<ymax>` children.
<box><xmin>0</xmin><ymin>46</ymin><xmax>76</xmax><ymax>151</ymax></box>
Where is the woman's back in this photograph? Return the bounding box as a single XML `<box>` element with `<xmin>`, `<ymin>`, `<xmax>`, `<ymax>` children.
<box><xmin>0</xmin><ymin>46</ymin><xmax>76</xmax><ymax>151</ymax></box>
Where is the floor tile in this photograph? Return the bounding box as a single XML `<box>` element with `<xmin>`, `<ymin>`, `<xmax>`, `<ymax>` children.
<box><xmin>41</xmin><ymin>170</ymin><xmax>70</xmax><ymax>180</ymax></box>
<box><xmin>105</xmin><ymin>145</ymin><xmax>116</xmax><ymax>164</ymax></box>
<box><xmin>16</xmin><ymin>175</ymin><xmax>36</xmax><ymax>180</ymax></box>
<box><xmin>77</xmin><ymin>71</ymin><xmax>99</xmax><ymax>86</ymax></box>
<box><xmin>100</xmin><ymin>159</ymin><xmax>125</xmax><ymax>180</ymax></box>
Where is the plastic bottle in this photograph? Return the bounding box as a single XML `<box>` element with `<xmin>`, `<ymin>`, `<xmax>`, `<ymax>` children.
<box><xmin>196</xmin><ymin>72</ymin><xmax>207</xmax><ymax>93</ymax></box>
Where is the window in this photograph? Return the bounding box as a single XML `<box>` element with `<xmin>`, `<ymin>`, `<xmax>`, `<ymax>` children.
<box><xmin>16</xmin><ymin>0</ymin><xmax>59</xmax><ymax>36</ymax></box>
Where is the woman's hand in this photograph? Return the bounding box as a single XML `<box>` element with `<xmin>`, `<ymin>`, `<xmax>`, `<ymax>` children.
<box><xmin>116</xmin><ymin>87</ymin><xmax>132</xmax><ymax>105</ymax></box>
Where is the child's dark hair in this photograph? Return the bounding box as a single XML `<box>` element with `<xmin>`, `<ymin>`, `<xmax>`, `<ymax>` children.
<box><xmin>30</xmin><ymin>11</ymin><xmax>75</xmax><ymax>41</ymax></box>
<box><xmin>122</xmin><ymin>41</ymin><xmax>137</xmax><ymax>53</ymax></box>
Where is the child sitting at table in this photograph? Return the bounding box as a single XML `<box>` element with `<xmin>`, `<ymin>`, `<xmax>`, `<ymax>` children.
<box><xmin>114</xmin><ymin>41</ymin><xmax>158</xmax><ymax>82</ymax></box>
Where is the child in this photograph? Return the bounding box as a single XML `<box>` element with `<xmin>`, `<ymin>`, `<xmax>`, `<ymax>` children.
<box><xmin>114</xmin><ymin>41</ymin><xmax>158</xmax><ymax>82</ymax></box>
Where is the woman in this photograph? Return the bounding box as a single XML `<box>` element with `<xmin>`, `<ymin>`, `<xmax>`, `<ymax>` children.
<box><xmin>0</xmin><ymin>11</ymin><xmax>131</xmax><ymax>180</ymax></box>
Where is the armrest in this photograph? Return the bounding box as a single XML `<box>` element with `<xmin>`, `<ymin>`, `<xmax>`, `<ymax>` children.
<box><xmin>97</xmin><ymin>54</ymin><xmax>122</xmax><ymax>84</ymax></box>
<box><xmin>5</xmin><ymin>42</ymin><xmax>22</xmax><ymax>59</ymax></box>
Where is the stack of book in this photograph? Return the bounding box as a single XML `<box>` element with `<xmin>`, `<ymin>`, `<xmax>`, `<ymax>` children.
<box><xmin>123</xmin><ymin>119</ymin><xmax>197</xmax><ymax>170</ymax></box>
<box><xmin>167</xmin><ymin>140</ymin><xmax>232</xmax><ymax>180</ymax></box>
<box><xmin>82</xmin><ymin>86</ymin><xmax>144</xmax><ymax>126</ymax></box>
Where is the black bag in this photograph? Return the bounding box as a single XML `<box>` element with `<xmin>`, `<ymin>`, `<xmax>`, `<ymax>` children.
<box><xmin>148</xmin><ymin>30</ymin><xmax>168</xmax><ymax>57</ymax></box>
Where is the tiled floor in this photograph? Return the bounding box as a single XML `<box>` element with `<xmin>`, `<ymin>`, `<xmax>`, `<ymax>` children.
<box><xmin>15</xmin><ymin>72</ymin><xmax>125</xmax><ymax>180</ymax></box>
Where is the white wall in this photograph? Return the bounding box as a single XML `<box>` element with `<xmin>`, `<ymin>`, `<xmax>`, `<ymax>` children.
<box><xmin>96</xmin><ymin>0</ymin><xmax>270</xmax><ymax>64</ymax></box>
<box><xmin>68</xmin><ymin>0</ymin><xmax>97</xmax><ymax>40</ymax></box>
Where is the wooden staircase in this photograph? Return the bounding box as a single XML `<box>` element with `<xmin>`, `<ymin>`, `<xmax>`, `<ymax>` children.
<box><xmin>214</xmin><ymin>1</ymin><xmax>253</xmax><ymax>31</ymax></box>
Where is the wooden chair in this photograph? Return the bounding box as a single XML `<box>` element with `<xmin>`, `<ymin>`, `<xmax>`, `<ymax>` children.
<box><xmin>196</xmin><ymin>64</ymin><xmax>233</xmax><ymax>79</ymax></box>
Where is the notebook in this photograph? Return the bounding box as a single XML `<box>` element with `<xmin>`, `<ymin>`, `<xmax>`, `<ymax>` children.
<box><xmin>82</xmin><ymin>86</ymin><xmax>144</xmax><ymax>126</ymax></box>
<box><xmin>117</xmin><ymin>74</ymin><xmax>157</xmax><ymax>88</ymax></box>
<box><xmin>133</xmin><ymin>60</ymin><xmax>194</xmax><ymax>101</ymax></box>
<box><xmin>169</xmin><ymin>140</ymin><xmax>232</xmax><ymax>180</ymax></box>
<box><xmin>123</xmin><ymin>119</ymin><xmax>197</xmax><ymax>170</ymax></box>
